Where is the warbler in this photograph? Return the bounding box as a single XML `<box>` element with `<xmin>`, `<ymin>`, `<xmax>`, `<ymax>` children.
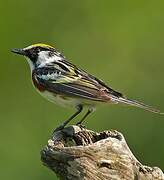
<box><xmin>11</xmin><ymin>43</ymin><xmax>162</xmax><ymax>130</ymax></box>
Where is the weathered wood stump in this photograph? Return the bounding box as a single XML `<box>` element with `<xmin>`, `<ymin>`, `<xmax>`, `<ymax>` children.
<box><xmin>41</xmin><ymin>125</ymin><xmax>164</xmax><ymax>180</ymax></box>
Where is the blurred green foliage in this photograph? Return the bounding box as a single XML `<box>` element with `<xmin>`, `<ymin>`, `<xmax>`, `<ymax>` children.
<box><xmin>0</xmin><ymin>0</ymin><xmax>164</xmax><ymax>179</ymax></box>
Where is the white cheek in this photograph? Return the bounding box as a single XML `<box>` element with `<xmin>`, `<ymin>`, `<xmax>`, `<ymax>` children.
<box><xmin>37</xmin><ymin>51</ymin><xmax>62</xmax><ymax>67</ymax></box>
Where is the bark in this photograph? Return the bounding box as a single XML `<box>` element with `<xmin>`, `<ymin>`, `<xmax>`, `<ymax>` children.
<box><xmin>41</xmin><ymin>125</ymin><xmax>164</xmax><ymax>180</ymax></box>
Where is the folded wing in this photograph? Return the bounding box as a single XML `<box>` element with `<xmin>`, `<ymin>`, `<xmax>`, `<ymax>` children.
<box><xmin>33</xmin><ymin>67</ymin><xmax>114</xmax><ymax>102</ymax></box>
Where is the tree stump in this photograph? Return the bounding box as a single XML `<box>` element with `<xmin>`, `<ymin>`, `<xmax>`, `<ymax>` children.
<box><xmin>41</xmin><ymin>125</ymin><xmax>164</xmax><ymax>180</ymax></box>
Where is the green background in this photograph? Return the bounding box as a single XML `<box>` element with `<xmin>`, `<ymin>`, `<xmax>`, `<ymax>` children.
<box><xmin>0</xmin><ymin>1</ymin><xmax>164</xmax><ymax>179</ymax></box>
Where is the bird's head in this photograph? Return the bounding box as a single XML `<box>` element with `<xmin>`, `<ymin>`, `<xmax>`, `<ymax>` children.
<box><xmin>11</xmin><ymin>43</ymin><xmax>63</xmax><ymax>70</ymax></box>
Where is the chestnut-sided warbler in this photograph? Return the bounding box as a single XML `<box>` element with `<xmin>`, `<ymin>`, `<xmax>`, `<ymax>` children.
<box><xmin>11</xmin><ymin>43</ymin><xmax>162</xmax><ymax>130</ymax></box>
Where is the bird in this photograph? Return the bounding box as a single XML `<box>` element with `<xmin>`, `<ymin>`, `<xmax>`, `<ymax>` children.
<box><xmin>11</xmin><ymin>43</ymin><xmax>163</xmax><ymax>130</ymax></box>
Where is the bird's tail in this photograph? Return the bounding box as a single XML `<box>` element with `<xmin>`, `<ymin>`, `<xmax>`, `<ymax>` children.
<box><xmin>110</xmin><ymin>96</ymin><xmax>163</xmax><ymax>114</ymax></box>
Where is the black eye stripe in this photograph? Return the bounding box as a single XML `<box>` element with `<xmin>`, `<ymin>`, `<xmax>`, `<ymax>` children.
<box><xmin>30</xmin><ymin>46</ymin><xmax>52</xmax><ymax>53</ymax></box>
<box><xmin>25</xmin><ymin>46</ymin><xmax>59</xmax><ymax>64</ymax></box>
<box><xmin>39</xmin><ymin>47</ymin><xmax>49</xmax><ymax>51</ymax></box>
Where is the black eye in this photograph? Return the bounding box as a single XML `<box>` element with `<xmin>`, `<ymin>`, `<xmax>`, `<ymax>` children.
<box><xmin>48</xmin><ymin>51</ymin><xmax>54</xmax><ymax>57</ymax></box>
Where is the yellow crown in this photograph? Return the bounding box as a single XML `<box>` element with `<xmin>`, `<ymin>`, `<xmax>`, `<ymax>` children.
<box><xmin>30</xmin><ymin>43</ymin><xmax>55</xmax><ymax>49</ymax></box>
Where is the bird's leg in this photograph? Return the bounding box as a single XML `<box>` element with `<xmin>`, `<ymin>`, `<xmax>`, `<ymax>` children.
<box><xmin>54</xmin><ymin>105</ymin><xmax>83</xmax><ymax>132</ymax></box>
<box><xmin>76</xmin><ymin>108</ymin><xmax>93</xmax><ymax>127</ymax></box>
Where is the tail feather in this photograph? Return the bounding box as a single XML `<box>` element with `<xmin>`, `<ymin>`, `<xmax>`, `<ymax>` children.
<box><xmin>111</xmin><ymin>96</ymin><xmax>163</xmax><ymax>114</ymax></box>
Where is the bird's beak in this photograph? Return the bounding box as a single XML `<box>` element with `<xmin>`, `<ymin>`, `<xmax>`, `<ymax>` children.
<box><xmin>11</xmin><ymin>48</ymin><xmax>26</xmax><ymax>56</ymax></box>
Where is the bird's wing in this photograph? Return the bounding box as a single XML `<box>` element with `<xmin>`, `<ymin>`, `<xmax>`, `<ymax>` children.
<box><xmin>33</xmin><ymin>66</ymin><xmax>111</xmax><ymax>102</ymax></box>
<box><xmin>61</xmin><ymin>59</ymin><xmax>123</xmax><ymax>97</ymax></box>
<box><xmin>33</xmin><ymin>59</ymin><xmax>123</xmax><ymax>101</ymax></box>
